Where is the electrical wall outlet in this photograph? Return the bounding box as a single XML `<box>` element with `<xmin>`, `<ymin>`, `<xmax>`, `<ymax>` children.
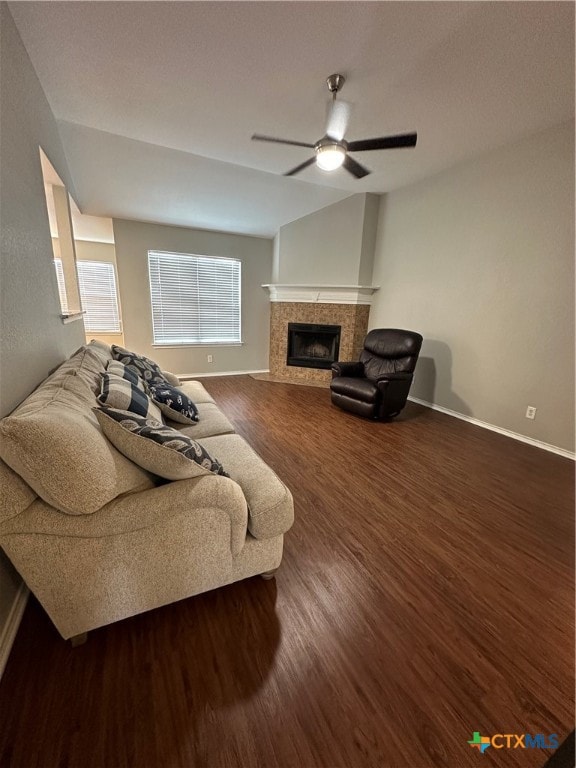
<box><xmin>525</xmin><ymin>406</ymin><xmax>537</xmax><ymax>420</ymax></box>
<box><xmin>207</xmin><ymin>354</ymin><xmax>213</xmax><ymax>363</ymax></box>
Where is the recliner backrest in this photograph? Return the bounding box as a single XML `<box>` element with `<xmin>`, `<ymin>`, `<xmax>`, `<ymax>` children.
<box><xmin>359</xmin><ymin>329</ymin><xmax>423</xmax><ymax>380</ymax></box>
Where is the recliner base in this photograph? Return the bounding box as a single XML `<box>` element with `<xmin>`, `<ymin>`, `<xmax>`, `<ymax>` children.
<box><xmin>330</xmin><ymin>392</ymin><xmax>379</xmax><ymax>419</ymax></box>
<box><xmin>330</xmin><ymin>392</ymin><xmax>404</xmax><ymax>420</ymax></box>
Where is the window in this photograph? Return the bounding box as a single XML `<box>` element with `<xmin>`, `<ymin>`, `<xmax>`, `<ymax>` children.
<box><xmin>77</xmin><ymin>261</ymin><xmax>121</xmax><ymax>333</ymax></box>
<box><xmin>148</xmin><ymin>251</ymin><xmax>241</xmax><ymax>345</ymax></box>
<box><xmin>54</xmin><ymin>259</ymin><xmax>121</xmax><ymax>333</ymax></box>
<box><xmin>53</xmin><ymin>259</ymin><xmax>69</xmax><ymax>315</ymax></box>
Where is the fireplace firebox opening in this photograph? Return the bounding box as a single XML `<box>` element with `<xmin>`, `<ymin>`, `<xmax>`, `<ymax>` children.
<box><xmin>287</xmin><ymin>323</ymin><xmax>341</xmax><ymax>369</ymax></box>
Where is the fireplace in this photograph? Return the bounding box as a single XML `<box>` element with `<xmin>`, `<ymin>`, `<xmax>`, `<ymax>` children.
<box><xmin>287</xmin><ymin>323</ymin><xmax>341</xmax><ymax>369</ymax></box>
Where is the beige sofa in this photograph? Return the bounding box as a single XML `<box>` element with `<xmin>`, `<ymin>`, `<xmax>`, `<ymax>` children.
<box><xmin>0</xmin><ymin>342</ymin><xmax>293</xmax><ymax>641</ymax></box>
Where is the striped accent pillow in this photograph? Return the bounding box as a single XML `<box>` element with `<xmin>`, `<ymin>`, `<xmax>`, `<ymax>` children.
<box><xmin>106</xmin><ymin>360</ymin><xmax>143</xmax><ymax>386</ymax></box>
<box><xmin>97</xmin><ymin>374</ymin><xmax>164</xmax><ymax>422</ymax></box>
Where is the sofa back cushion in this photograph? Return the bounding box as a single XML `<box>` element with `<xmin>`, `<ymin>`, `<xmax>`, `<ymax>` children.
<box><xmin>0</xmin><ymin>362</ymin><xmax>155</xmax><ymax>516</ymax></box>
<box><xmin>45</xmin><ymin>344</ymin><xmax>111</xmax><ymax>395</ymax></box>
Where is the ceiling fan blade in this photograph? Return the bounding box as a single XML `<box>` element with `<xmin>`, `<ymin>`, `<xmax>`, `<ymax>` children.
<box><xmin>284</xmin><ymin>157</ymin><xmax>317</xmax><ymax>177</ymax></box>
<box><xmin>251</xmin><ymin>134</ymin><xmax>315</xmax><ymax>149</ymax></box>
<box><xmin>325</xmin><ymin>99</ymin><xmax>351</xmax><ymax>141</ymax></box>
<box><xmin>347</xmin><ymin>133</ymin><xmax>418</xmax><ymax>152</ymax></box>
<box><xmin>343</xmin><ymin>155</ymin><xmax>371</xmax><ymax>179</ymax></box>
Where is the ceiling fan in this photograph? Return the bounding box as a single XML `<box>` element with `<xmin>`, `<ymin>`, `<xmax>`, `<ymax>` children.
<box><xmin>252</xmin><ymin>74</ymin><xmax>417</xmax><ymax>179</ymax></box>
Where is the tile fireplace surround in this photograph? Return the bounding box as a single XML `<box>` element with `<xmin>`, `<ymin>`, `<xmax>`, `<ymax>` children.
<box><xmin>264</xmin><ymin>285</ymin><xmax>377</xmax><ymax>384</ymax></box>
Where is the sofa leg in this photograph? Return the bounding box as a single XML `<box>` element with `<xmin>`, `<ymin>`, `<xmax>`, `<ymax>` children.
<box><xmin>70</xmin><ymin>632</ymin><xmax>88</xmax><ymax>647</ymax></box>
<box><xmin>260</xmin><ymin>569</ymin><xmax>278</xmax><ymax>581</ymax></box>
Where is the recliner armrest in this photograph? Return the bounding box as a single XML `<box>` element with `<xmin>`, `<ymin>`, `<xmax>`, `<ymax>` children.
<box><xmin>375</xmin><ymin>373</ymin><xmax>414</xmax><ymax>418</ymax></box>
<box><xmin>374</xmin><ymin>371</ymin><xmax>413</xmax><ymax>383</ymax></box>
<box><xmin>331</xmin><ymin>361</ymin><xmax>364</xmax><ymax>378</ymax></box>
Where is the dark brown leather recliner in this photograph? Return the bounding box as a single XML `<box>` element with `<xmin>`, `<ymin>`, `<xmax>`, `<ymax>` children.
<box><xmin>330</xmin><ymin>328</ymin><xmax>423</xmax><ymax>419</ymax></box>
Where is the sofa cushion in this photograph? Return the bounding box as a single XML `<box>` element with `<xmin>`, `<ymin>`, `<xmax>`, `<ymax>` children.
<box><xmin>175</xmin><ymin>402</ymin><xmax>234</xmax><ymax>439</ymax></box>
<box><xmin>97</xmin><ymin>373</ymin><xmax>164</xmax><ymax>421</ymax></box>
<box><xmin>106</xmin><ymin>360</ymin><xmax>142</xmax><ymax>386</ymax></box>
<box><xmin>145</xmin><ymin>381</ymin><xmax>199</xmax><ymax>425</ymax></box>
<box><xmin>111</xmin><ymin>345</ymin><xmax>166</xmax><ymax>384</ymax></box>
<box><xmin>0</xmin><ymin>375</ymin><xmax>155</xmax><ymax>515</ymax></box>
<box><xmin>199</xmin><ymin>434</ymin><xmax>294</xmax><ymax>540</ymax></box>
<box><xmin>178</xmin><ymin>380</ymin><xmax>216</xmax><ymax>405</ymax></box>
<box><xmin>95</xmin><ymin>407</ymin><xmax>228</xmax><ymax>479</ymax></box>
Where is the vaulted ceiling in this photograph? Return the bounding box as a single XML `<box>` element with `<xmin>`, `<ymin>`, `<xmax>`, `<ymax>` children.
<box><xmin>10</xmin><ymin>1</ymin><xmax>575</xmax><ymax>237</ymax></box>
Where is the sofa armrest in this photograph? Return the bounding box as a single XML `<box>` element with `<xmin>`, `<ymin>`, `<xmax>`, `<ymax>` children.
<box><xmin>331</xmin><ymin>361</ymin><xmax>364</xmax><ymax>379</ymax></box>
<box><xmin>1</xmin><ymin>475</ymin><xmax>249</xmax><ymax>557</ymax></box>
<box><xmin>161</xmin><ymin>370</ymin><xmax>181</xmax><ymax>387</ymax></box>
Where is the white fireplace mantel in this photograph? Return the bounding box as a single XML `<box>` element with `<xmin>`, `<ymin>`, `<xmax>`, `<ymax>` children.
<box><xmin>262</xmin><ymin>284</ymin><xmax>380</xmax><ymax>305</ymax></box>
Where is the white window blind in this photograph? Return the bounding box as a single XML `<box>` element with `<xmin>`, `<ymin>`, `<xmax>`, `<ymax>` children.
<box><xmin>55</xmin><ymin>259</ymin><xmax>121</xmax><ymax>332</ymax></box>
<box><xmin>148</xmin><ymin>251</ymin><xmax>241</xmax><ymax>345</ymax></box>
<box><xmin>77</xmin><ymin>261</ymin><xmax>121</xmax><ymax>332</ymax></box>
<box><xmin>53</xmin><ymin>259</ymin><xmax>69</xmax><ymax>314</ymax></box>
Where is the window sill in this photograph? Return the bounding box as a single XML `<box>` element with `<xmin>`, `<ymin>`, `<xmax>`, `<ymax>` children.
<box><xmin>86</xmin><ymin>330</ymin><xmax>123</xmax><ymax>336</ymax></box>
<box><xmin>152</xmin><ymin>342</ymin><xmax>244</xmax><ymax>349</ymax></box>
<box><xmin>61</xmin><ymin>311</ymin><xmax>85</xmax><ymax>324</ymax></box>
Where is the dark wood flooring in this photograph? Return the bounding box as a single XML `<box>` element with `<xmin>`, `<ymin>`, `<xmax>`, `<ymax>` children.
<box><xmin>0</xmin><ymin>376</ymin><xmax>573</xmax><ymax>768</ymax></box>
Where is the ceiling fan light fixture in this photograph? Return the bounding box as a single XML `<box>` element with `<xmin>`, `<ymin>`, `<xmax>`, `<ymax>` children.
<box><xmin>252</xmin><ymin>74</ymin><xmax>416</xmax><ymax>179</ymax></box>
<box><xmin>315</xmin><ymin>143</ymin><xmax>346</xmax><ymax>171</ymax></box>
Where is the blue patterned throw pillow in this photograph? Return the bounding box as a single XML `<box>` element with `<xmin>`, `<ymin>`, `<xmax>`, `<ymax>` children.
<box><xmin>95</xmin><ymin>406</ymin><xmax>228</xmax><ymax>478</ymax></box>
<box><xmin>146</xmin><ymin>382</ymin><xmax>199</xmax><ymax>425</ymax></box>
<box><xmin>111</xmin><ymin>345</ymin><xmax>166</xmax><ymax>384</ymax></box>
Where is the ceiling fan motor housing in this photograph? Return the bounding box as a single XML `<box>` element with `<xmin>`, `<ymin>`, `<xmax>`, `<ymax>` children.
<box><xmin>326</xmin><ymin>74</ymin><xmax>345</xmax><ymax>93</ymax></box>
<box><xmin>314</xmin><ymin>137</ymin><xmax>348</xmax><ymax>153</ymax></box>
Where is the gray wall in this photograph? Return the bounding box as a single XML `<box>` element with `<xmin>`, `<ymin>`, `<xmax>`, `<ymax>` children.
<box><xmin>0</xmin><ymin>6</ymin><xmax>85</xmax><ymax>640</ymax></box>
<box><xmin>370</xmin><ymin>121</ymin><xmax>575</xmax><ymax>452</ymax></box>
<box><xmin>113</xmin><ymin>219</ymin><xmax>272</xmax><ymax>376</ymax></box>
<box><xmin>276</xmin><ymin>194</ymin><xmax>378</xmax><ymax>285</ymax></box>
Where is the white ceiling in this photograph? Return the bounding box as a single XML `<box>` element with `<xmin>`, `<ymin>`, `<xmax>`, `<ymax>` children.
<box><xmin>10</xmin><ymin>1</ymin><xmax>575</xmax><ymax>238</ymax></box>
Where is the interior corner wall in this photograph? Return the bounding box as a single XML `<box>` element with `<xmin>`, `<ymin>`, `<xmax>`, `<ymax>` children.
<box><xmin>272</xmin><ymin>231</ymin><xmax>280</xmax><ymax>283</ymax></box>
<box><xmin>112</xmin><ymin>219</ymin><xmax>273</xmax><ymax>376</ymax></box>
<box><xmin>358</xmin><ymin>193</ymin><xmax>380</xmax><ymax>286</ymax></box>
<box><xmin>276</xmin><ymin>194</ymin><xmax>368</xmax><ymax>284</ymax></box>
<box><xmin>370</xmin><ymin>120</ymin><xmax>575</xmax><ymax>452</ymax></box>
<box><xmin>0</xmin><ymin>4</ymin><xmax>85</xmax><ymax>648</ymax></box>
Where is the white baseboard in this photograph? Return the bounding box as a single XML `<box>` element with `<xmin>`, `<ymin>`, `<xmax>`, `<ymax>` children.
<box><xmin>178</xmin><ymin>369</ymin><xmax>269</xmax><ymax>379</ymax></box>
<box><xmin>0</xmin><ymin>582</ymin><xmax>29</xmax><ymax>680</ymax></box>
<box><xmin>408</xmin><ymin>396</ymin><xmax>575</xmax><ymax>460</ymax></box>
